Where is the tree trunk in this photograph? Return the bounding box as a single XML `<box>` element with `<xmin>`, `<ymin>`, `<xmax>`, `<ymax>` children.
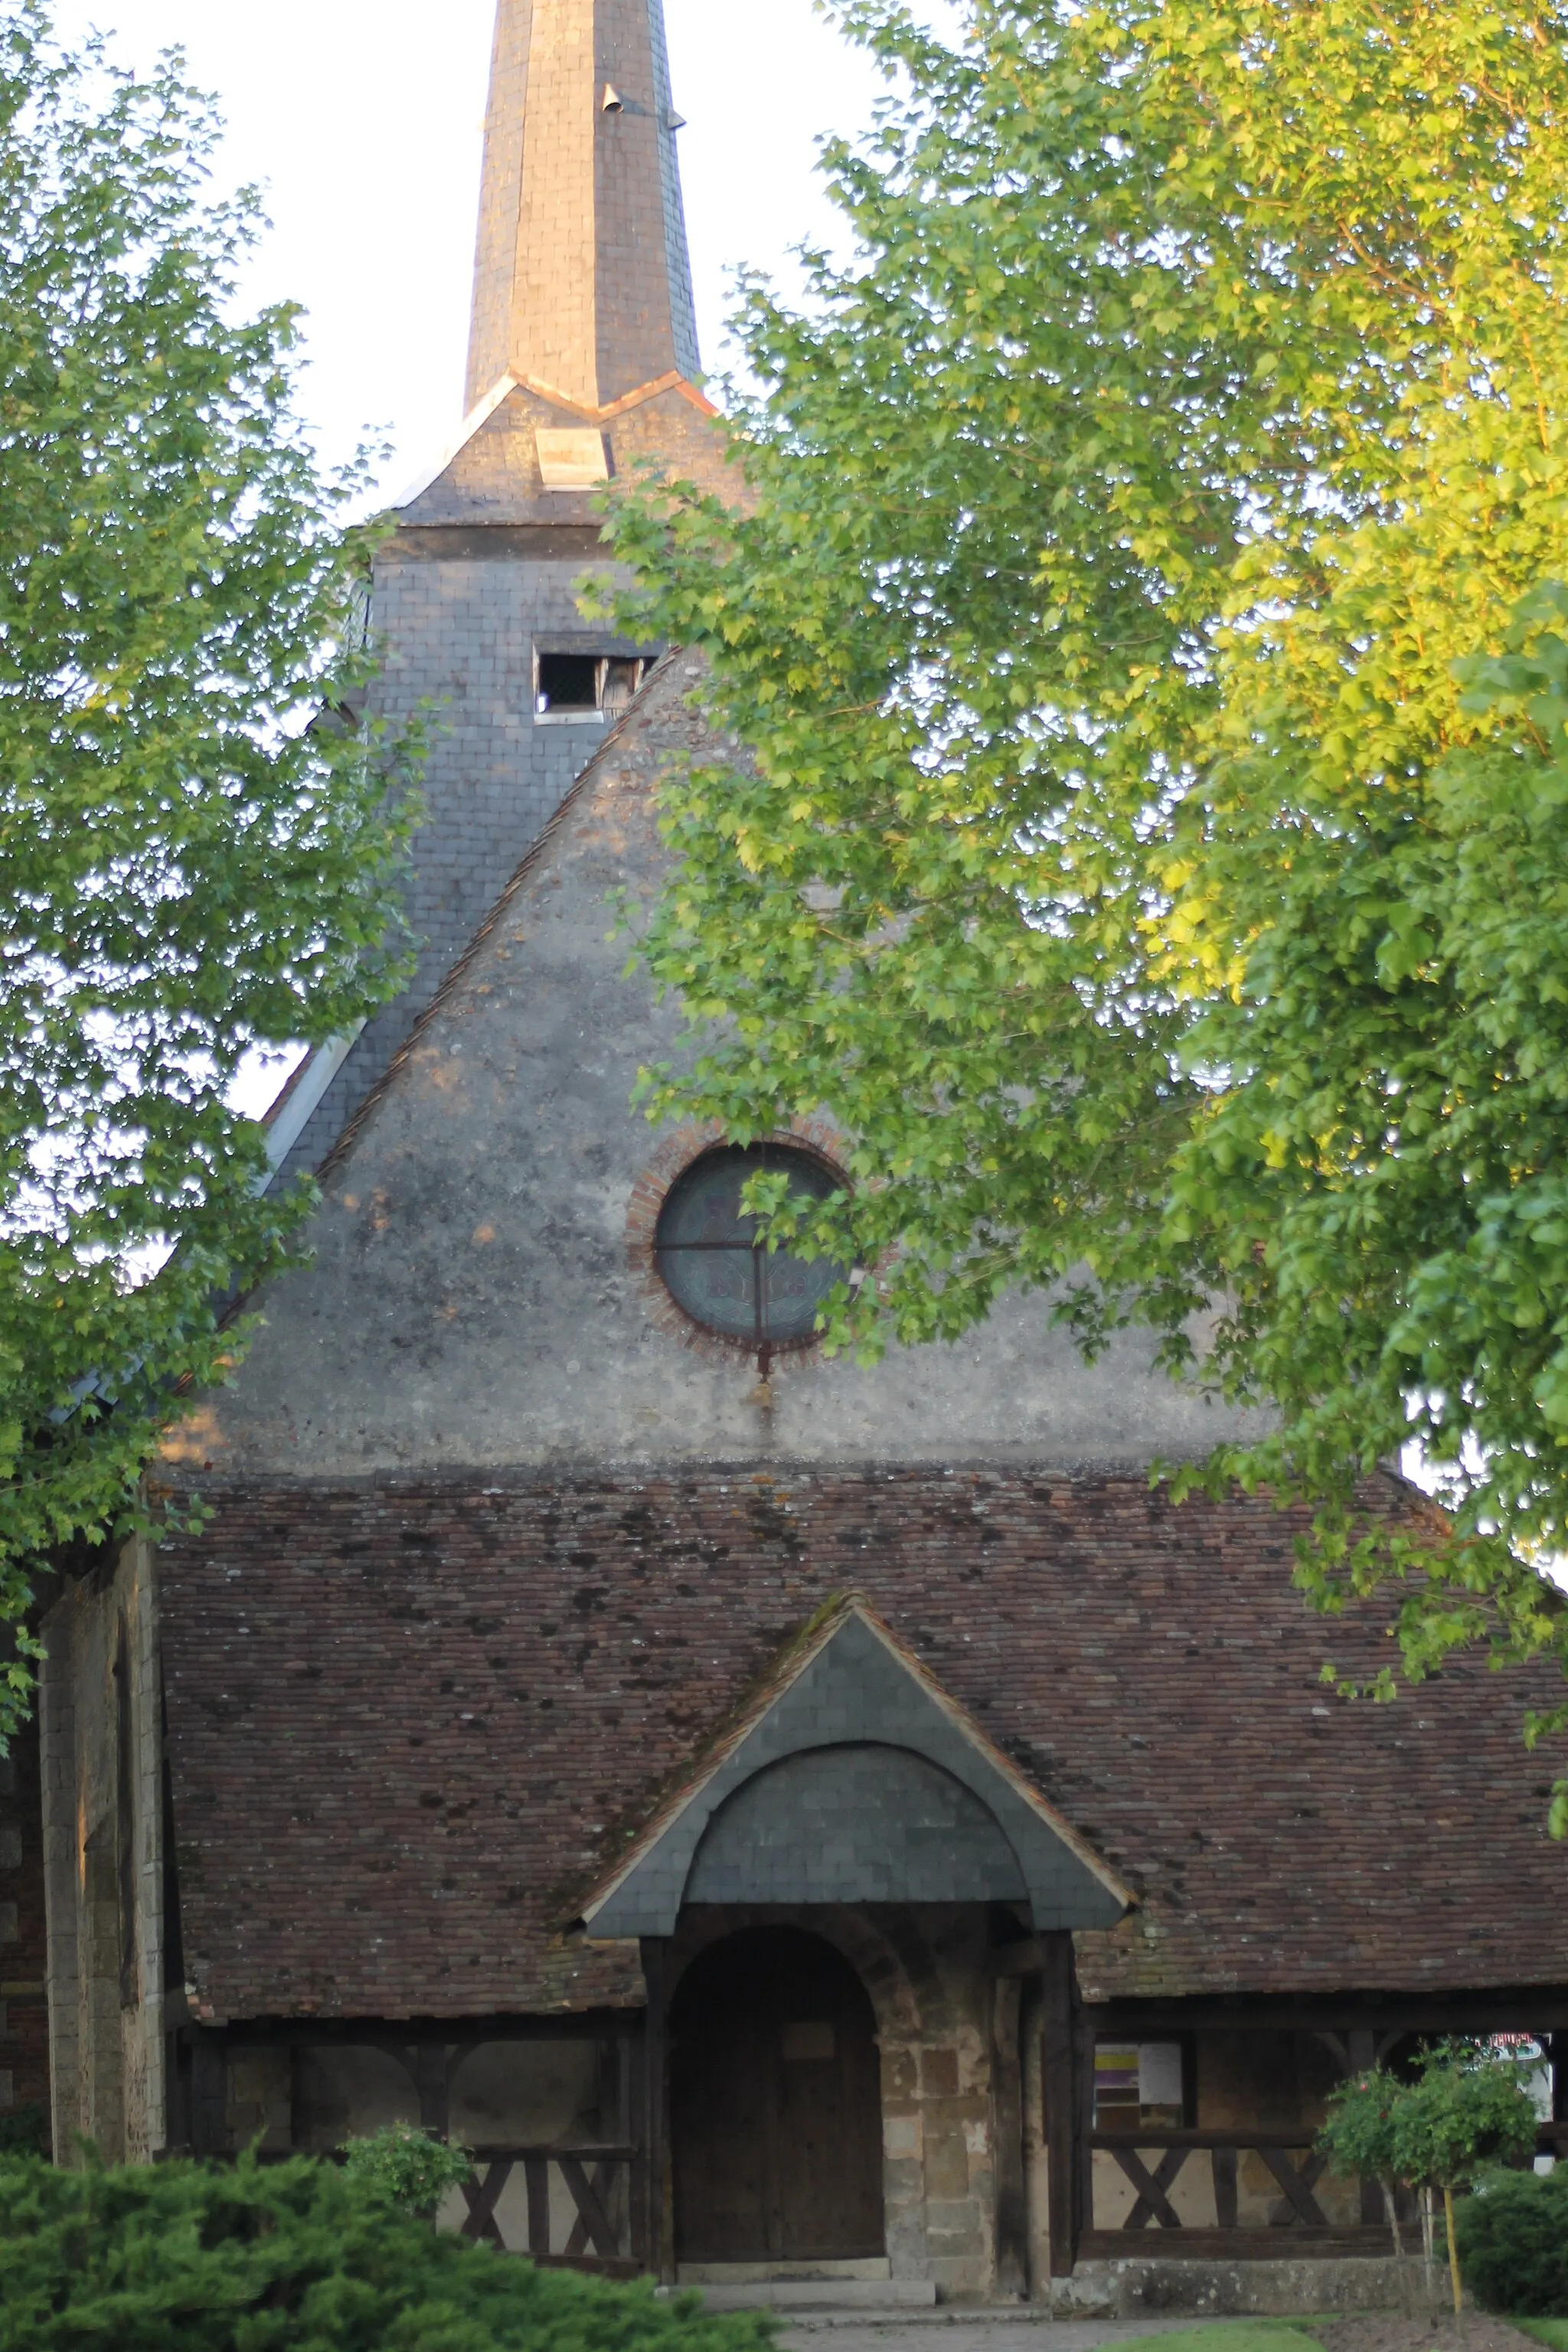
<box><xmin>1421</xmin><ymin>2183</ymin><xmax>1437</xmax><ymax>2302</ymax></box>
<box><xmin>1443</xmin><ymin>2183</ymin><xmax>1463</xmax><ymax>2316</ymax></box>
<box><xmin>1380</xmin><ymin>2177</ymin><xmax>1404</xmax><ymax>2261</ymax></box>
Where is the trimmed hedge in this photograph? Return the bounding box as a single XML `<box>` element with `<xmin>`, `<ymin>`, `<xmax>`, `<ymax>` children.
<box><xmin>1456</xmin><ymin>2164</ymin><xmax>1568</xmax><ymax>2316</ymax></box>
<box><xmin>0</xmin><ymin>2150</ymin><xmax>778</xmax><ymax>2352</ymax></box>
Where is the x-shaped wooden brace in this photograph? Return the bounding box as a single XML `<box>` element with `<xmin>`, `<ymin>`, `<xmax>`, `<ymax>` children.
<box><xmin>1259</xmin><ymin>2145</ymin><xmax>1329</xmax><ymax>2227</ymax></box>
<box><xmin>560</xmin><ymin>2156</ymin><xmax>622</xmax><ymax>2259</ymax></box>
<box><xmin>460</xmin><ymin>2159</ymin><xmax>513</xmax><ymax>2247</ymax></box>
<box><xmin>1109</xmin><ymin>2144</ymin><xmax>1193</xmax><ymax>2230</ymax></box>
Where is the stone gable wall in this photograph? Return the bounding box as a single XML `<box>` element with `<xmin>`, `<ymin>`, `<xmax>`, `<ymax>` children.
<box><xmin>207</xmin><ymin>655</ymin><xmax>1259</xmax><ymax>1474</ymax></box>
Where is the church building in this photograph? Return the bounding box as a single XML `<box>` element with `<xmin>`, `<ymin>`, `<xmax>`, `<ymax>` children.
<box><xmin>6</xmin><ymin>0</ymin><xmax>1566</xmax><ymax>2315</ymax></box>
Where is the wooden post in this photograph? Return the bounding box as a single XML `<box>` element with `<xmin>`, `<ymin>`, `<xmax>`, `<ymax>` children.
<box><xmin>414</xmin><ymin>2041</ymin><xmax>450</xmax><ymax>2138</ymax></box>
<box><xmin>163</xmin><ymin>2028</ymin><xmax>192</xmax><ymax>2156</ymax></box>
<box><xmin>1345</xmin><ymin>2029</ymin><xmax>1384</xmax><ymax>2226</ymax></box>
<box><xmin>991</xmin><ymin>1975</ymin><xmax>1027</xmax><ymax>2298</ymax></box>
<box><xmin>190</xmin><ymin>2030</ymin><xmax>227</xmax><ymax>2157</ymax></box>
<box><xmin>639</xmin><ymin>1938</ymin><xmax>673</xmax><ymax>2281</ymax></box>
<box><xmin>1073</xmin><ymin>1990</ymin><xmax>1096</xmax><ymax>2249</ymax></box>
<box><xmin>1039</xmin><ymin>1931</ymin><xmax>1082</xmax><ymax>2278</ymax></box>
<box><xmin>289</xmin><ymin>2043</ymin><xmax>313</xmax><ymax>2153</ymax></box>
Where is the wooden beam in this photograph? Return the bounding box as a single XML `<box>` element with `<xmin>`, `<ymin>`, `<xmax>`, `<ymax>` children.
<box><xmin>1040</xmin><ymin>1930</ymin><xmax>1080</xmax><ymax>2278</ymax></box>
<box><xmin>190</xmin><ymin>2031</ymin><xmax>227</xmax><ymax>2158</ymax></box>
<box><xmin>1080</xmin><ymin>2226</ymin><xmax>1393</xmax><ymax>2262</ymax></box>
<box><xmin>1073</xmin><ymin>1988</ymin><xmax>1096</xmax><ymax>2257</ymax></box>
<box><xmin>1344</xmin><ymin>2030</ymin><xmax>1384</xmax><ymax>2228</ymax></box>
<box><xmin>414</xmin><ymin>2041</ymin><xmax>450</xmax><ymax>2138</ymax></box>
<box><xmin>1084</xmin><ymin>1991</ymin><xmax>1568</xmax><ymax>2034</ymax></box>
<box><xmin>1213</xmin><ymin>2145</ymin><xmax>1237</xmax><ymax>2230</ymax></box>
<box><xmin>639</xmin><ymin>1938</ymin><xmax>672</xmax><ymax>2283</ymax></box>
<box><xmin>215</xmin><ymin>2008</ymin><xmax>639</xmax><ymax>2046</ymax></box>
<box><xmin>991</xmin><ymin>1976</ymin><xmax>1027</xmax><ymax>2298</ymax></box>
<box><xmin>990</xmin><ymin>1940</ymin><xmax>1046</xmax><ymax>1980</ymax></box>
<box><xmin>1107</xmin><ymin>2143</ymin><xmax>1190</xmax><ymax>2230</ymax></box>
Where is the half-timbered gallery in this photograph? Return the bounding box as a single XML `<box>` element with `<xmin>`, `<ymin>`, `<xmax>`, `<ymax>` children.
<box><xmin>5</xmin><ymin>0</ymin><xmax>1566</xmax><ymax>2317</ymax></box>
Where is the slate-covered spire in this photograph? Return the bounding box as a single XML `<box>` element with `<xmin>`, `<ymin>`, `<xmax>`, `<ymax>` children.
<box><xmin>467</xmin><ymin>0</ymin><xmax>701</xmax><ymax>415</ymax></box>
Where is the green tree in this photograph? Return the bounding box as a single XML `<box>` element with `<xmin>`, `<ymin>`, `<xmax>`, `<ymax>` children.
<box><xmin>0</xmin><ymin>0</ymin><xmax>419</xmax><ymax>1739</ymax></box>
<box><xmin>603</xmin><ymin>0</ymin><xmax>1568</xmax><ymax>1810</ymax></box>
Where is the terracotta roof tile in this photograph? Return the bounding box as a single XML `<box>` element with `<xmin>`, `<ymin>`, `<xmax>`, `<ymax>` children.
<box><xmin>158</xmin><ymin>1467</ymin><xmax>1568</xmax><ymax>2024</ymax></box>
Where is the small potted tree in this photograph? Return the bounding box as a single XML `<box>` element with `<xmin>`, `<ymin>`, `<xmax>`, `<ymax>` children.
<box><xmin>1321</xmin><ymin>2043</ymin><xmax>1540</xmax><ymax>2314</ymax></box>
<box><xmin>1393</xmin><ymin>2045</ymin><xmax>1541</xmax><ymax>2314</ymax></box>
<box><xmin>1318</xmin><ymin>2069</ymin><xmax>1408</xmax><ymax>2271</ymax></box>
<box><xmin>340</xmin><ymin>2123</ymin><xmax>476</xmax><ymax>2226</ymax></box>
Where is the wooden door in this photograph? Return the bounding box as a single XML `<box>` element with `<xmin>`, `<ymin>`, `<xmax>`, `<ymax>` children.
<box><xmin>671</xmin><ymin>1926</ymin><xmax>884</xmax><ymax>2262</ymax></box>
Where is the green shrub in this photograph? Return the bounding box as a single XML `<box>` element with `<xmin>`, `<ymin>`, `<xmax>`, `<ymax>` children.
<box><xmin>1455</xmin><ymin>2164</ymin><xmax>1568</xmax><ymax>2315</ymax></box>
<box><xmin>340</xmin><ymin>2124</ymin><xmax>476</xmax><ymax>2218</ymax></box>
<box><xmin>0</xmin><ymin>2147</ymin><xmax>779</xmax><ymax>2352</ymax></box>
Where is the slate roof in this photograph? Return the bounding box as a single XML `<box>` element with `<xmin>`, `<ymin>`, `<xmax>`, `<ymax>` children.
<box><xmin>577</xmin><ymin>1597</ymin><xmax>1135</xmax><ymax>1934</ymax></box>
<box><xmin>158</xmin><ymin>1465</ymin><xmax>1568</xmax><ymax>2025</ymax></box>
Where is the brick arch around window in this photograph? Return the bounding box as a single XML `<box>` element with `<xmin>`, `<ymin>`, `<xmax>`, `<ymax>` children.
<box><xmin>625</xmin><ymin>1115</ymin><xmax>851</xmax><ymax>1370</ymax></box>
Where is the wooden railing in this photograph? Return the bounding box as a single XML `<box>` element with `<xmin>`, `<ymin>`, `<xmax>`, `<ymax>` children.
<box><xmin>1086</xmin><ymin>2125</ymin><xmax>1563</xmax><ymax>2258</ymax></box>
<box><xmin>1087</xmin><ymin>2129</ymin><xmax>1388</xmax><ymax>2256</ymax></box>
<box><xmin>457</xmin><ymin>2143</ymin><xmax>639</xmax><ymax>2272</ymax></box>
<box><xmin>1094</xmin><ymin>2129</ymin><xmax>1333</xmax><ymax>2230</ymax></box>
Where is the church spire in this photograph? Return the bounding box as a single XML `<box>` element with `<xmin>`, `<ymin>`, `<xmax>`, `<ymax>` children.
<box><xmin>467</xmin><ymin>0</ymin><xmax>701</xmax><ymax>416</ymax></box>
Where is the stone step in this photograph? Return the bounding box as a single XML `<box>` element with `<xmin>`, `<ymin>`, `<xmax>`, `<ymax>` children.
<box><xmin>689</xmin><ymin>2281</ymin><xmax>939</xmax><ymax>2311</ymax></box>
<box><xmin>679</xmin><ymin>2261</ymin><xmax>893</xmax><ymax>2285</ymax></box>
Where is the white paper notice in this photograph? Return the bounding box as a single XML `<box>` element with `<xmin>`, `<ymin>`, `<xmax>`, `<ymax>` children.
<box><xmin>1138</xmin><ymin>2042</ymin><xmax>1184</xmax><ymax>2107</ymax></box>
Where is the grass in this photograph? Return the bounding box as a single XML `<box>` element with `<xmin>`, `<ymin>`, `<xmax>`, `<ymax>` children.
<box><xmin>1137</xmin><ymin>2314</ymin><xmax>1568</xmax><ymax>2351</ymax></box>
<box><xmin>1120</xmin><ymin>2324</ymin><xmax>1330</xmax><ymax>2352</ymax></box>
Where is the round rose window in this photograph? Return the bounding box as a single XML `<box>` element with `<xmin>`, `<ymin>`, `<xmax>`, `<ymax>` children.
<box><xmin>653</xmin><ymin>1144</ymin><xmax>845</xmax><ymax>1354</ymax></box>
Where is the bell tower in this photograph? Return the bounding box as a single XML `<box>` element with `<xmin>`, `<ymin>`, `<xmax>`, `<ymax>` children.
<box><xmin>271</xmin><ymin>0</ymin><xmax>727</xmax><ymax>1181</ymax></box>
<box><xmin>467</xmin><ymin>0</ymin><xmax>701</xmax><ymax>413</ymax></box>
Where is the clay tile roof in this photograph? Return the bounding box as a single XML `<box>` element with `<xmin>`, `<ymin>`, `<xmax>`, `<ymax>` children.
<box><xmin>574</xmin><ymin>1592</ymin><xmax>1136</xmax><ymax>1932</ymax></box>
<box><xmin>157</xmin><ymin>1467</ymin><xmax>1568</xmax><ymax>2026</ymax></box>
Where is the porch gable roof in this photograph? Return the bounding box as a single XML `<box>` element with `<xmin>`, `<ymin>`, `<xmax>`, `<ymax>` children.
<box><xmin>577</xmin><ymin>1597</ymin><xmax>1134</xmax><ymax>1936</ymax></box>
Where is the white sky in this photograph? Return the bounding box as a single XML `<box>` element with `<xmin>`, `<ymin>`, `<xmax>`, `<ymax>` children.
<box><xmin>46</xmin><ymin>0</ymin><xmax>909</xmax><ymax>499</ymax></box>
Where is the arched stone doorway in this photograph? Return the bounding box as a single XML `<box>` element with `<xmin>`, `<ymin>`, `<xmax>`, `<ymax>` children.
<box><xmin>670</xmin><ymin>1925</ymin><xmax>884</xmax><ymax>2262</ymax></box>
